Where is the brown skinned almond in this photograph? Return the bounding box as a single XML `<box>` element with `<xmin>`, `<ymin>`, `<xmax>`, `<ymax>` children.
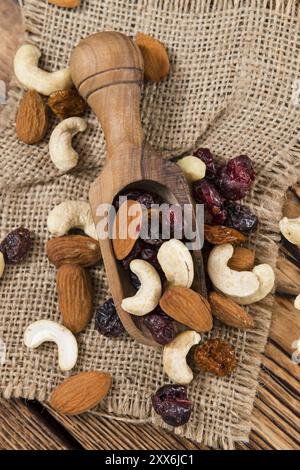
<box><xmin>49</xmin><ymin>371</ymin><xmax>112</xmax><ymax>415</ymax></box>
<box><xmin>204</xmin><ymin>224</ymin><xmax>247</xmax><ymax>245</ymax></box>
<box><xmin>56</xmin><ymin>264</ymin><xmax>92</xmax><ymax>334</ymax></box>
<box><xmin>112</xmin><ymin>200</ymin><xmax>142</xmax><ymax>260</ymax></box>
<box><xmin>49</xmin><ymin>0</ymin><xmax>80</xmax><ymax>8</ymax></box>
<box><xmin>228</xmin><ymin>247</ymin><xmax>255</xmax><ymax>271</ymax></box>
<box><xmin>160</xmin><ymin>286</ymin><xmax>213</xmax><ymax>332</ymax></box>
<box><xmin>209</xmin><ymin>291</ymin><xmax>255</xmax><ymax>329</ymax></box>
<box><xmin>16</xmin><ymin>90</ymin><xmax>48</xmax><ymax>144</ymax></box>
<box><xmin>136</xmin><ymin>32</ymin><xmax>170</xmax><ymax>82</ymax></box>
<box><xmin>47</xmin><ymin>235</ymin><xmax>101</xmax><ymax>267</ymax></box>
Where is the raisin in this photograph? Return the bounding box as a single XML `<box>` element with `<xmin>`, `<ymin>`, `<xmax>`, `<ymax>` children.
<box><xmin>193</xmin><ymin>338</ymin><xmax>237</xmax><ymax>377</ymax></box>
<box><xmin>0</xmin><ymin>227</ymin><xmax>33</xmax><ymax>263</ymax></box>
<box><xmin>152</xmin><ymin>384</ymin><xmax>193</xmax><ymax>427</ymax></box>
<box><xmin>193</xmin><ymin>147</ymin><xmax>216</xmax><ymax>180</ymax></box>
<box><xmin>217</xmin><ymin>155</ymin><xmax>255</xmax><ymax>200</ymax></box>
<box><xmin>121</xmin><ymin>239</ymin><xmax>142</xmax><ymax>270</ymax></box>
<box><xmin>140</xmin><ymin>243</ymin><xmax>161</xmax><ymax>271</ymax></box>
<box><xmin>115</xmin><ymin>189</ymin><xmax>162</xmax><ymax>210</ymax></box>
<box><xmin>144</xmin><ymin>307</ymin><xmax>175</xmax><ymax>345</ymax></box>
<box><xmin>130</xmin><ymin>271</ymin><xmax>141</xmax><ymax>290</ymax></box>
<box><xmin>48</xmin><ymin>89</ymin><xmax>86</xmax><ymax>120</ymax></box>
<box><xmin>224</xmin><ymin>201</ymin><xmax>258</xmax><ymax>233</ymax></box>
<box><xmin>192</xmin><ymin>179</ymin><xmax>226</xmax><ymax>224</ymax></box>
<box><xmin>161</xmin><ymin>205</ymin><xmax>184</xmax><ymax>239</ymax></box>
<box><xmin>95</xmin><ymin>298</ymin><xmax>125</xmax><ymax>337</ymax></box>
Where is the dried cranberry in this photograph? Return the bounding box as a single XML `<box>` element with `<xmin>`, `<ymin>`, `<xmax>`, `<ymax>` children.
<box><xmin>193</xmin><ymin>148</ymin><xmax>216</xmax><ymax>180</ymax></box>
<box><xmin>144</xmin><ymin>307</ymin><xmax>175</xmax><ymax>345</ymax></box>
<box><xmin>193</xmin><ymin>179</ymin><xmax>226</xmax><ymax>224</ymax></box>
<box><xmin>95</xmin><ymin>298</ymin><xmax>125</xmax><ymax>337</ymax></box>
<box><xmin>121</xmin><ymin>239</ymin><xmax>142</xmax><ymax>270</ymax></box>
<box><xmin>217</xmin><ymin>155</ymin><xmax>255</xmax><ymax>200</ymax></box>
<box><xmin>224</xmin><ymin>201</ymin><xmax>258</xmax><ymax>233</ymax></box>
<box><xmin>152</xmin><ymin>384</ymin><xmax>192</xmax><ymax>427</ymax></box>
<box><xmin>0</xmin><ymin>227</ymin><xmax>32</xmax><ymax>263</ymax></box>
<box><xmin>130</xmin><ymin>271</ymin><xmax>141</xmax><ymax>290</ymax></box>
<box><xmin>140</xmin><ymin>243</ymin><xmax>161</xmax><ymax>271</ymax></box>
<box><xmin>116</xmin><ymin>189</ymin><xmax>162</xmax><ymax>210</ymax></box>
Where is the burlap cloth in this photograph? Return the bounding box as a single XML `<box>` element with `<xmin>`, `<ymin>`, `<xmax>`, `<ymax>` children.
<box><xmin>1</xmin><ymin>0</ymin><xmax>300</xmax><ymax>449</ymax></box>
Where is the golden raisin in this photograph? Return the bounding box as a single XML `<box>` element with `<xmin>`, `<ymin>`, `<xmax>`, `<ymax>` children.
<box><xmin>48</xmin><ymin>89</ymin><xmax>86</xmax><ymax>120</ymax></box>
<box><xmin>193</xmin><ymin>338</ymin><xmax>237</xmax><ymax>377</ymax></box>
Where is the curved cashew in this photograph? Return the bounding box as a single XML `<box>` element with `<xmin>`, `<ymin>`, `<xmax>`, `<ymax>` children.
<box><xmin>294</xmin><ymin>294</ymin><xmax>300</xmax><ymax>310</ymax></box>
<box><xmin>47</xmin><ymin>200</ymin><xmax>97</xmax><ymax>239</ymax></box>
<box><xmin>207</xmin><ymin>244</ymin><xmax>259</xmax><ymax>299</ymax></box>
<box><xmin>279</xmin><ymin>216</ymin><xmax>300</xmax><ymax>246</ymax></box>
<box><xmin>24</xmin><ymin>320</ymin><xmax>78</xmax><ymax>371</ymax></box>
<box><xmin>121</xmin><ymin>259</ymin><xmax>162</xmax><ymax>315</ymax></box>
<box><xmin>157</xmin><ymin>239</ymin><xmax>194</xmax><ymax>288</ymax></box>
<box><xmin>177</xmin><ymin>156</ymin><xmax>206</xmax><ymax>183</ymax></box>
<box><xmin>0</xmin><ymin>252</ymin><xmax>5</xmax><ymax>278</ymax></box>
<box><xmin>163</xmin><ymin>330</ymin><xmax>201</xmax><ymax>384</ymax></box>
<box><xmin>49</xmin><ymin>117</ymin><xmax>87</xmax><ymax>171</ymax></box>
<box><xmin>14</xmin><ymin>44</ymin><xmax>72</xmax><ymax>96</ymax></box>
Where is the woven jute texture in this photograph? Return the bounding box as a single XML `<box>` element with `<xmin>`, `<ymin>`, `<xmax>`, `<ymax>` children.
<box><xmin>1</xmin><ymin>0</ymin><xmax>300</xmax><ymax>449</ymax></box>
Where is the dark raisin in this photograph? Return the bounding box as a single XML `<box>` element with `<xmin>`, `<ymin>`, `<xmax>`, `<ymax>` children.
<box><xmin>115</xmin><ymin>190</ymin><xmax>162</xmax><ymax>210</ymax></box>
<box><xmin>0</xmin><ymin>227</ymin><xmax>33</xmax><ymax>263</ymax></box>
<box><xmin>144</xmin><ymin>307</ymin><xmax>175</xmax><ymax>345</ymax></box>
<box><xmin>130</xmin><ymin>271</ymin><xmax>141</xmax><ymax>290</ymax></box>
<box><xmin>140</xmin><ymin>243</ymin><xmax>161</xmax><ymax>271</ymax></box>
<box><xmin>161</xmin><ymin>205</ymin><xmax>184</xmax><ymax>239</ymax></box>
<box><xmin>217</xmin><ymin>155</ymin><xmax>255</xmax><ymax>200</ymax></box>
<box><xmin>224</xmin><ymin>201</ymin><xmax>258</xmax><ymax>233</ymax></box>
<box><xmin>95</xmin><ymin>298</ymin><xmax>125</xmax><ymax>337</ymax></box>
<box><xmin>193</xmin><ymin>147</ymin><xmax>216</xmax><ymax>180</ymax></box>
<box><xmin>121</xmin><ymin>239</ymin><xmax>142</xmax><ymax>270</ymax></box>
<box><xmin>152</xmin><ymin>384</ymin><xmax>193</xmax><ymax>427</ymax></box>
<box><xmin>192</xmin><ymin>179</ymin><xmax>226</xmax><ymax>224</ymax></box>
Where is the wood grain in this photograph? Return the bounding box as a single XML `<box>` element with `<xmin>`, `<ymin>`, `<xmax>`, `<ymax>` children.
<box><xmin>0</xmin><ymin>0</ymin><xmax>299</xmax><ymax>451</ymax></box>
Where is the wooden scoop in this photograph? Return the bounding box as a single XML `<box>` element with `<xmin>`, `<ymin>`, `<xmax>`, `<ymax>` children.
<box><xmin>70</xmin><ymin>32</ymin><xmax>206</xmax><ymax>347</ymax></box>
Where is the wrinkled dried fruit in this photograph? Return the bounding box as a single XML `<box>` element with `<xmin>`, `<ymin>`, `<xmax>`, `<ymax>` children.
<box><xmin>48</xmin><ymin>89</ymin><xmax>86</xmax><ymax>120</ymax></box>
<box><xmin>16</xmin><ymin>90</ymin><xmax>48</xmax><ymax>144</ymax></box>
<box><xmin>130</xmin><ymin>271</ymin><xmax>141</xmax><ymax>290</ymax></box>
<box><xmin>194</xmin><ymin>338</ymin><xmax>237</xmax><ymax>377</ymax></box>
<box><xmin>152</xmin><ymin>384</ymin><xmax>192</xmax><ymax>426</ymax></box>
<box><xmin>193</xmin><ymin>179</ymin><xmax>226</xmax><ymax>224</ymax></box>
<box><xmin>0</xmin><ymin>227</ymin><xmax>32</xmax><ymax>263</ymax></box>
<box><xmin>193</xmin><ymin>148</ymin><xmax>216</xmax><ymax>180</ymax></box>
<box><xmin>116</xmin><ymin>189</ymin><xmax>162</xmax><ymax>210</ymax></box>
<box><xmin>95</xmin><ymin>298</ymin><xmax>125</xmax><ymax>337</ymax></box>
<box><xmin>204</xmin><ymin>224</ymin><xmax>247</xmax><ymax>245</ymax></box>
<box><xmin>217</xmin><ymin>155</ymin><xmax>255</xmax><ymax>200</ymax></box>
<box><xmin>224</xmin><ymin>201</ymin><xmax>258</xmax><ymax>233</ymax></box>
<box><xmin>136</xmin><ymin>32</ymin><xmax>170</xmax><ymax>82</ymax></box>
<box><xmin>140</xmin><ymin>243</ymin><xmax>161</xmax><ymax>271</ymax></box>
<box><xmin>121</xmin><ymin>239</ymin><xmax>142</xmax><ymax>270</ymax></box>
<box><xmin>144</xmin><ymin>307</ymin><xmax>175</xmax><ymax>345</ymax></box>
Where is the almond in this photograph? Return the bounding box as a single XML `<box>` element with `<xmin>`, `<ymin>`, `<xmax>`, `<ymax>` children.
<box><xmin>209</xmin><ymin>291</ymin><xmax>254</xmax><ymax>329</ymax></box>
<box><xmin>16</xmin><ymin>90</ymin><xmax>48</xmax><ymax>144</ymax></box>
<box><xmin>204</xmin><ymin>224</ymin><xmax>247</xmax><ymax>245</ymax></box>
<box><xmin>47</xmin><ymin>235</ymin><xmax>101</xmax><ymax>267</ymax></box>
<box><xmin>228</xmin><ymin>247</ymin><xmax>255</xmax><ymax>271</ymax></box>
<box><xmin>56</xmin><ymin>264</ymin><xmax>92</xmax><ymax>334</ymax></box>
<box><xmin>49</xmin><ymin>0</ymin><xmax>80</xmax><ymax>8</ymax></box>
<box><xmin>136</xmin><ymin>32</ymin><xmax>170</xmax><ymax>82</ymax></box>
<box><xmin>112</xmin><ymin>200</ymin><xmax>142</xmax><ymax>260</ymax></box>
<box><xmin>160</xmin><ymin>286</ymin><xmax>213</xmax><ymax>332</ymax></box>
<box><xmin>49</xmin><ymin>371</ymin><xmax>111</xmax><ymax>415</ymax></box>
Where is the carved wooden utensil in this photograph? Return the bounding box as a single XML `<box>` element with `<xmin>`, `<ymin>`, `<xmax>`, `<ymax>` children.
<box><xmin>70</xmin><ymin>31</ymin><xmax>206</xmax><ymax>347</ymax></box>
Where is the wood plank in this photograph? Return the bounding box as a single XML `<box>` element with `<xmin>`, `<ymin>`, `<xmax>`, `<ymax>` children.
<box><xmin>0</xmin><ymin>398</ymin><xmax>80</xmax><ymax>450</ymax></box>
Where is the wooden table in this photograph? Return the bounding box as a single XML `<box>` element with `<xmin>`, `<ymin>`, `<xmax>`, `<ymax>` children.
<box><xmin>0</xmin><ymin>0</ymin><xmax>299</xmax><ymax>450</ymax></box>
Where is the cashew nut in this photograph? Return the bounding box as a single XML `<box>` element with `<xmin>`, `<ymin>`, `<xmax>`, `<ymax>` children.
<box><xmin>121</xmin><ymin>259</ymin><xmax>162</xmax><ymax>315</ymax></box>
<box><xmin>208</xmin><ymin>244</ymin><xmax>275</xmax><ymax>304</ymax></box>
<box><xmin>47</xmin><ymin>200</ymin><xmax>97</xmax><ymax>239</ymax></box>
<box><xmin>14</xmin><ymin>44</ymin><xmax>72</xmax><ymax>96</ymax></box>
<box><xmin>163</xmin><ymin>331</ymin><xmax>201</xmax><ymax>384</ymax></box>
<box><xmin>24</xmin><ymin>320</ymin><xmax>78</xmax><ymax>371</ymax></box>
<box><xmin>279</xmin><ymin>216</ymin><xmax>300</xmax><ymax>246</ymax></box>
<box><xmin>49</xmin><ymin>117</ymin><xmax>87</xmax><ymax>171</ymax></box>
<box><xmin>0</xmin><ymin>252</ymin><xmax>5</xmax><ymax>279</ymax></box>
<box><xmin>294</xmin><ymin>294</ymin><xmax>300</xmax><ymax>310</ymax></box>
<box><xmin>177</xmin><ymin>156</ymin><xmax>206</xmax><ymax>183</ymax></box>
<box><xmin>157</xmin><ymin>239</ymin><xmax>194</xmax><ymax>288</ymax></box>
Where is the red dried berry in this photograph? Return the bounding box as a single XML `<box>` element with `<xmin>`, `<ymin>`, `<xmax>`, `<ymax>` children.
<box><xmin>152</xmin><ymin>384</ymin><xmax>193</xmax><ymax>427</ymax></box>
<box><xmin>217</xmin><ymin>155</ymin><xmax>255</xmax><ymax>200</ymax></box>
<box><xmin>193</xmin><ymin>147</ymin><xmax>216</xmax><ymax>180</ymax></box>
<box><xmin>95</xmin><ymin>298</ymin><xmax>125</xmax><ymax>337</ymax></box>
<box><xmin>144</xmin><ymin>307</ymin><xmax>175</xmax><ymax>345</ymax></box>
<box><xmin>0</xmin><ymin>227</ymin><xmax>33</xmax><ymax>263</ymax></box>
<box><xmin>140</xmin><ymin>243</ymin><xmax>161</xmax><ymax>271</ymax></box>
<box><xmin>116</xmin><ymin>189</ymin><xmax>162</xmax><ymax>210</ymax></box>
<box><xmin>224</xmin><ymin>201</ymin><xmax>258</xmax><ymax>233</ymax></box>
<box><xmin>192</xmin><ymin>179</ymin><xmax>226</xmax><ymax>224</ymax></box>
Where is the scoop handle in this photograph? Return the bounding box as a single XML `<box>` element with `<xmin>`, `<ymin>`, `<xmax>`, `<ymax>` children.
<box><xmin>70</xmin><ymin>32</ymin><xmax>144</xmax><ymax>160</ymax></box>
